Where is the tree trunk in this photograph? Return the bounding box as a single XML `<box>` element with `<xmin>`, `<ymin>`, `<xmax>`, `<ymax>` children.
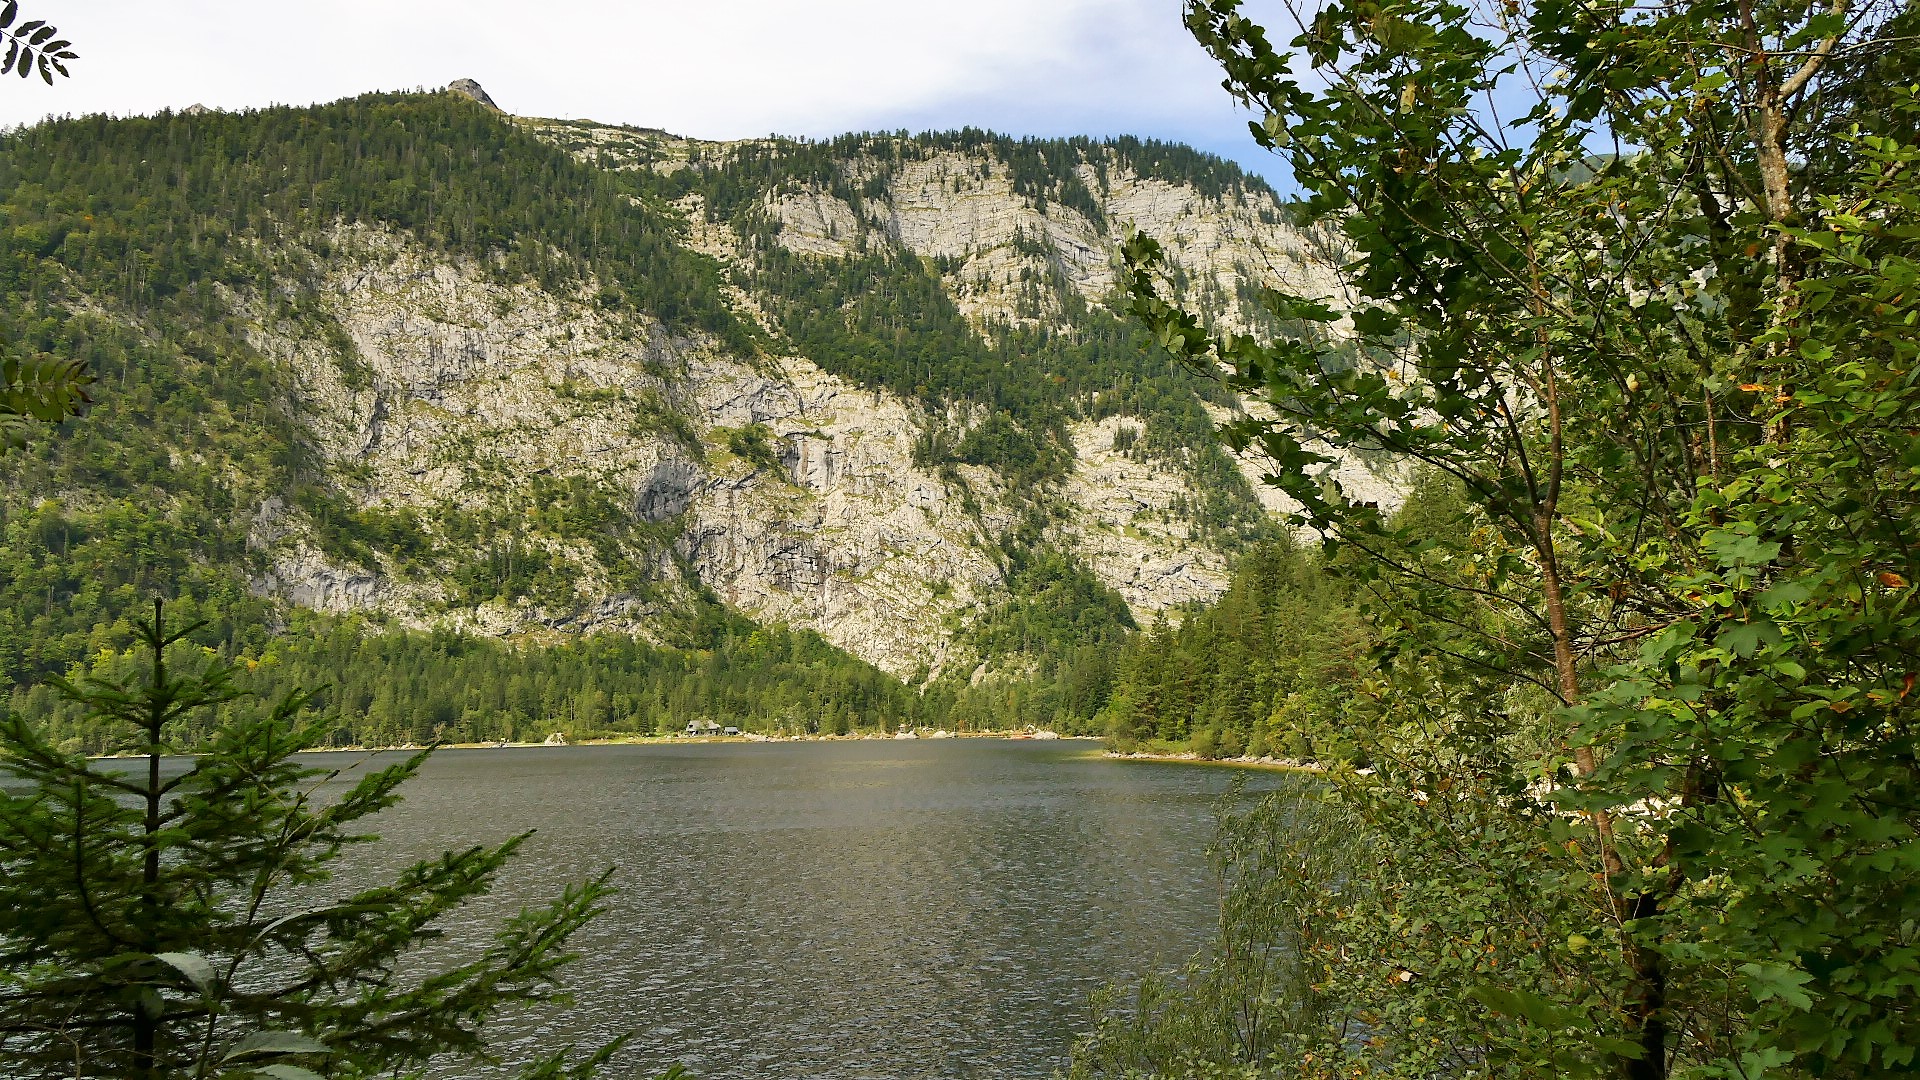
<box><xmin>1538</xmin><ymin>522</ymin><xmax>1667</xmax><ymax>1079</ymax></box>
<box><xmin>135</xmin><ymin>597</ymin><xmax>165</xmax><ymax>1080</ymax></box>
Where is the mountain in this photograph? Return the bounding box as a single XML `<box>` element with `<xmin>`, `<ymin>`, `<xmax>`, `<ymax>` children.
<box><xmin>0</xmin><ymin>85</ymin><xmax>1392</xmax><ymax>706</ymax></box>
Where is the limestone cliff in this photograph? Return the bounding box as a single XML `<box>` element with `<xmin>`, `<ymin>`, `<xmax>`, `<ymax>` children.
<box><xmin>228</xmin><ymin>111</ymin><xmax>1395</xmax><ymax>680</ymax></box>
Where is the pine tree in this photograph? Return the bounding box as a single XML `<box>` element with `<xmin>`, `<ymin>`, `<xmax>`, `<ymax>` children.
<box><xmin>0</xmin><ymin>600</ymin><xmax>632</xmax><ymax>1079</ymax></box>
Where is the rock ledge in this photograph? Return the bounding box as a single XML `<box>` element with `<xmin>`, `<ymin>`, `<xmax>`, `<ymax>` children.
<box><xmin>447</xmin><ymin>78</ymin><xmax>499</xmax><ymax>110</ymax></box>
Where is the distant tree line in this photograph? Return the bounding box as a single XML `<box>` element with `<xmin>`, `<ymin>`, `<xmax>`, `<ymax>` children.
<box><xmin>10</xmin><ymin>602</ymin><xmax>927</xmax><ymax>753</ymax></box>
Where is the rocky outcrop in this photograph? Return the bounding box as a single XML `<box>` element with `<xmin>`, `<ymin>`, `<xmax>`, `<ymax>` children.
<box><xmin>227</xmin><ymin>119</ymin><xmax>1398</xmax><ymax>680</ymax></box>
<box><xmin>522</xmin><ymin>121</ymin><xmax>1347</xmax><ymax>337</ymax></box>
<box><xmin>232</xmin><ymin>226</ymin><xmax>1009</xmax><ymax>675</ymax></box>
<box><xmin>675</xmin><ymin>351</ymin><xmax>1010</xmax><ymax>678</ymax></box>
<box><xmin>1059</xmin><ymin>416</ymin><xmax>1240</xmax><ymax>611</ymax></box>
<box><xmin>448</xmin><ymin>78</ymin><xmax>500</xmax><ymax>110</ymax></box>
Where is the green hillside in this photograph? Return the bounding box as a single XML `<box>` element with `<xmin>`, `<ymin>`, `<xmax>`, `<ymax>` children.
<box><xmin>0</xmin><ymin>90</ymin><xmax>1297</xmax><ymax>740</ymax></box>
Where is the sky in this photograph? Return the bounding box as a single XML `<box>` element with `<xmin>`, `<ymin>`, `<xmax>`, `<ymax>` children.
<box><xmin>0</xmin><ymin>0</ymin><xmax>1299</xmax><ymax>189</ymax></box>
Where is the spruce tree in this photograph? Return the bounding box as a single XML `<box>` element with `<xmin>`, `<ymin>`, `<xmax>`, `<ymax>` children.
<box><xmin>0</xmin><ymin>600</ymin><xmax>629</xmax><ymax>1079</ymax></box>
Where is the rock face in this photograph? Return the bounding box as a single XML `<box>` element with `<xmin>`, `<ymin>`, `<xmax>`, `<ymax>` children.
<box><xmin>447</xmin><ymin>78</ymin><xmax>500</xmax><ymax>110</ymax></box>
<box><xmin>235</xmin><ymin>224</ymin><xmax>1017</xmax><ymax>677</ymax></box>
<box><xmin>235</xmin><ymin>116</ymin><xmax>1397</xmax><ymax>680</ymax></box>
<box><xmin>1060</xmin><ymin>416</ymin><xmax>1242</xmax><ymax>611</ymax></box>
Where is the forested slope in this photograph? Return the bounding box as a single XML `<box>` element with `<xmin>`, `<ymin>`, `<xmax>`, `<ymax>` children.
<box><xmin>1</xmin><ymin>88</ymin><xmax>1378</xmax><ymax>741</ymax></box>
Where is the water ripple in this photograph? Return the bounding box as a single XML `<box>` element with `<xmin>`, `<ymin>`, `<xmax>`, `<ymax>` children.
<box><xmin>295</xmin><ymin>741</ymin><xmax>1284</xmax><ymax>1079</ymax></box>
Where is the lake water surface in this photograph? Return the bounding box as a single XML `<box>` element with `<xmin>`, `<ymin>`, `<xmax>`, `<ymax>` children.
<box><xmin>128</xmin><ymin>740</ymin><xmax>1285</xmax><ymax>1078</ymax></box>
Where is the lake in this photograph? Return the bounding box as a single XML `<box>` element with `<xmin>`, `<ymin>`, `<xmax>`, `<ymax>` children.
<box><xmin>54</xmin><ymin>739</ymin><xmax>1289</xmax><ymax>1078</ymax></box>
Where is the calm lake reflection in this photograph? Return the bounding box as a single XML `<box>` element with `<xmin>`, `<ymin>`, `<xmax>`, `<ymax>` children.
<box><xmin>298</xmin><ymin>740</ymin><xmax>1284</xmax><ymax>1079</ymax></box>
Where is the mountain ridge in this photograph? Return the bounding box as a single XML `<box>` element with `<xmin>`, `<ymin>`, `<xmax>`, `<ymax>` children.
<box><xmin>0</xmin><ymin>89</ymin><xmax>1395</xmax><ymax>692</ymax></box>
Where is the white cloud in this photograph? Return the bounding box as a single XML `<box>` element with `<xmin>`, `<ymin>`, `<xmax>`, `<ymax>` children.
<box><xmin>0</xmin><ymin>0</ymin><xmax>1295</xmax><ymax>186</ymax></box>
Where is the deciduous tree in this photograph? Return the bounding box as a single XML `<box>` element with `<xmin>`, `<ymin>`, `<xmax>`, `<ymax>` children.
<box><xmin>1118</xmin><ymin>0</ymin><xmax>1919</xmax><ymax>1073</ymax></box>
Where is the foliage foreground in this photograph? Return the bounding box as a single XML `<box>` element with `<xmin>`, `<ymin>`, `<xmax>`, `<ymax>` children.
<box><xmin>0</xmin><ymin>602</ymin><xmax>639</xmax><ymax>1079</ymax></box>
<box><xmin>1085</xmin><ymin>0</ymin><xmax>1920</xmax><ymax>1076</ymax></box>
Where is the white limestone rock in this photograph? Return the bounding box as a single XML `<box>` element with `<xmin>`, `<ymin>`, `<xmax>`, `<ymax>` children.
<box><xmin>447</xmin><ymin>78</ymin><xmax>500</xmax><ymax>110</ymax></box>
<box><xmin>219</xmin><ymin>120</ymin><xmax>1404</xmax><ymax>681</ymax></box>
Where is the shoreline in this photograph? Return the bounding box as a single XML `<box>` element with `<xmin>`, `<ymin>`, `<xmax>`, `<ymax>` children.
<box><xmin>1101</xmin><ymin>749</ymin><xmax>1326</xmax><ymax>772</ymax></box>
<box><xmin>285</xmin><ymin>731</ymin><xmax>1103</xmax><ymax>754</ymax></box>
<box><xmin>64</xmin><ymin>736</ymin><xmax>1314</xmax><ymax>762</ymax></box>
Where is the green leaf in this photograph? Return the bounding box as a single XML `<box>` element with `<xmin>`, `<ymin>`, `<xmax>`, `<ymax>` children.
<box><xmin>1704</xmin><ymin>529</ymin><xmax>1781</xmax><ymax>568</ymax></box>
<box><xmin>1804</xmin><ymin>11</ymin><xmax>1847</xmax><ymax>38</ymax></box>
<box><xmin>1351</xmin><ymin>306</ymin><xmax>1402</xmax><ymax>336</ymax></box>
<box><xmin>1470</xmin><ymin>984</ymin><xmax>1575</xmax><ymax>1027</ymax></box>
<box><xmin>248</xmin><ymin>1067</ymin><xmax>325</xmax><ymax>1080</ymax></box>
<box><xmin>154</xmin><ymin>950</ymin><xmax>217</xmax><ymax>992</ymax></box>
<box><xmin>1756</xmin><ymin>580</ymin><xmax>1811</xmax><ymax>610</ymax></box>
<box><xmin>1741</xmin><ymin>962</ymin><xmax>1815</xmax><ymax>1010</ymax></box>
<box><xmin>221</xmin><ymin>1031</ymin><xmax>331</xmax><ymax>1062</ymax></box>
<box><xmin>1716</xmin><ymin>619</ymin><xmax>1781</xmax><ymax>658</ymax></box>
<box><xmin>0</xmin><ymin>2</ymin><xmax>14</xmax><ymax>29</ymax></box>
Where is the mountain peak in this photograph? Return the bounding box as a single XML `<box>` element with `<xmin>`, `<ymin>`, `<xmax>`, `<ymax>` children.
<box><xmin>447</xmin><ymin>78</ymin><xmax>499</xmax><ymax>110</ymax></box>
